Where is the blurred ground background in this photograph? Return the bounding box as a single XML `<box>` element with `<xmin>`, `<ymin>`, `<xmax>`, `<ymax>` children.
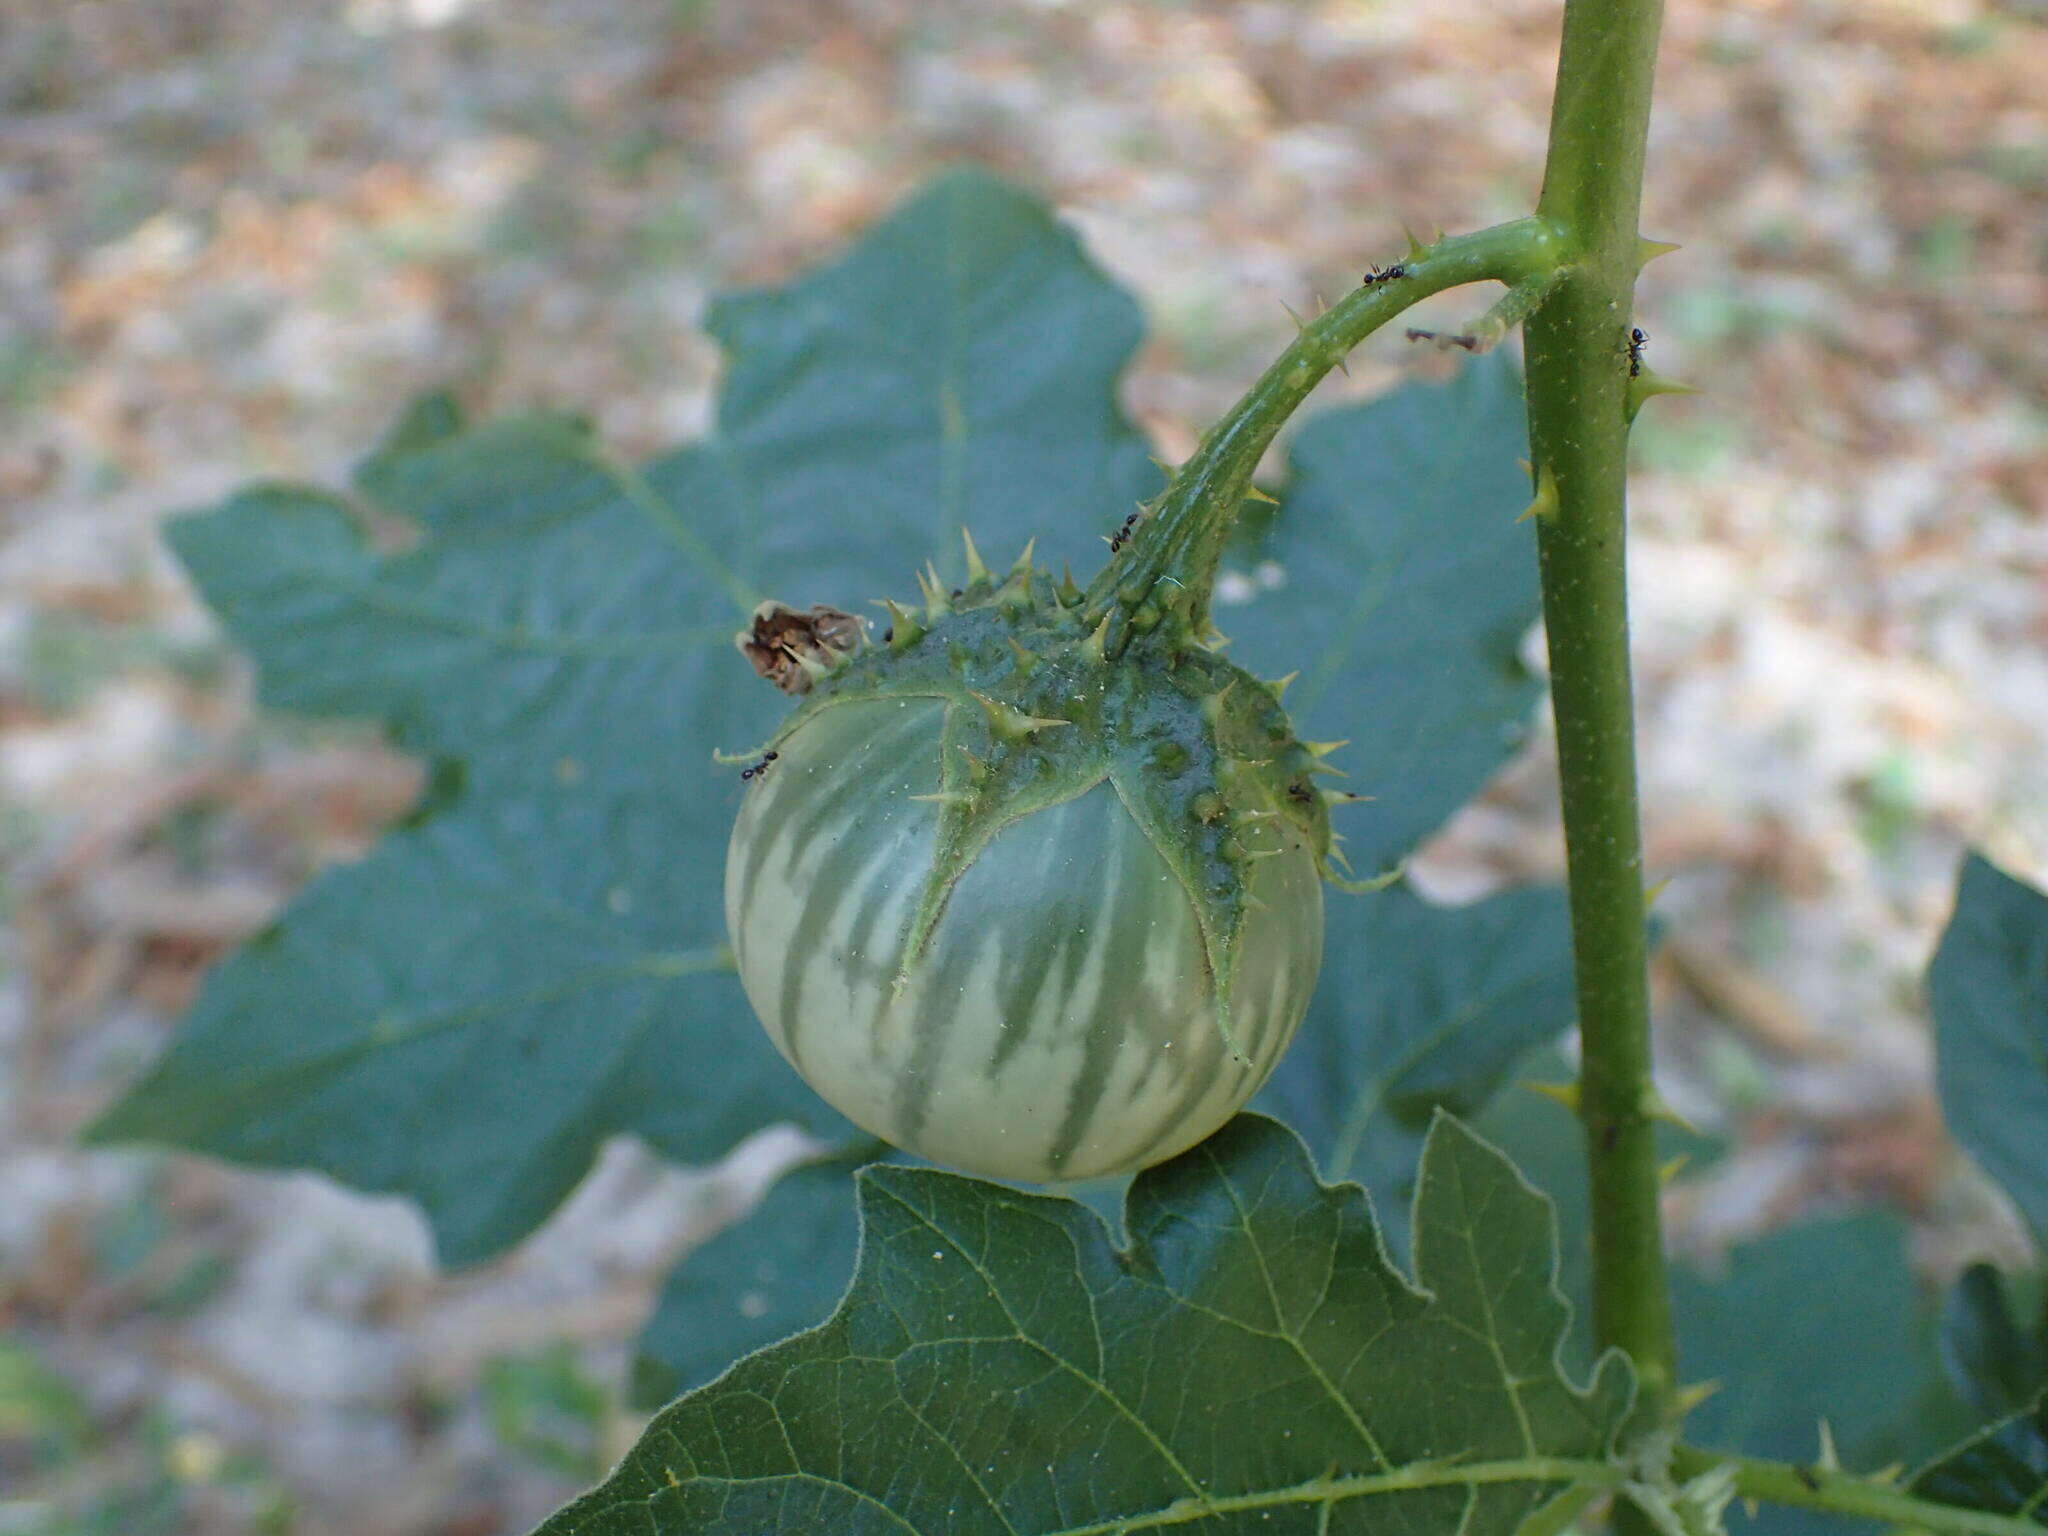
<box><xmin>0</xmin><ymin>0</ymin><xmax>2043</xmax><ymax>1530</ymax></box>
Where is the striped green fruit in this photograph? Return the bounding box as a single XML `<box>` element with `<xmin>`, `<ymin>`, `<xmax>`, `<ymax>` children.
<box><xmin>724</xmin><ymin>537</ymin><xmax>1352</xmax><ymax>1184</ymax></box>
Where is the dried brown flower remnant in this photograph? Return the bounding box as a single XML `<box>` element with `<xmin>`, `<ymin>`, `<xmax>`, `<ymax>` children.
<box><xmin>736</xmin><ymin>601</ymin><xmax>866</xmax><ymax>693</ymax></box>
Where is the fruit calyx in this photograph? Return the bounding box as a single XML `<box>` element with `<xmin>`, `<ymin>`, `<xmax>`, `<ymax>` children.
<box><xmin>733</xmin><ymin>531</ymin><xmax>1357</xmax><ymax>1059</ymax></box>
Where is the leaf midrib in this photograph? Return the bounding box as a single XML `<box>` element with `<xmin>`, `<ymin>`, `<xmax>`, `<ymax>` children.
<box><xmin>604</xmin><ymin>1455</ymin><xmax>1619</xmax><ymax>1536</ymax></box>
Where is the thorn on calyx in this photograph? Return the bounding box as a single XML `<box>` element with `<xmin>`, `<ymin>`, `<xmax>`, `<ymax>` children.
<box><xmin>878</xmin><ymin>597</ymin><xmax>924</xmax><ymax>649</ymax></box>
<box><xmin>969</xmin><ymin>691</ymin><xmax>1070</xmax><ymax>742</ymax></box>
<box><xmin>915</xmin><ymin>563</ymin><xmax>952</xmax><ymax>621</ymax></box>
<box><xmin>960</xmin><ymin>526</ymin><xmax>992</xmax><ymax>586</ymax></box>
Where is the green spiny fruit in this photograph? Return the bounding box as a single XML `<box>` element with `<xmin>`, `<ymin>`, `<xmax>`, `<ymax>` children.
<box><xmin>724</xmin><ymin>533</ymin><xmax>1355</xmax><ymax>1184</ymax></box>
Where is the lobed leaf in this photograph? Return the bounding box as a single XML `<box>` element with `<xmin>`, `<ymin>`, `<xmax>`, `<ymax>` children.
<box><xmin>96</xmin><ymin>171</ymin><xmax>1573</xmax><ymax>1387</ymax></box>
<box><xmin>90</xmin><ymin>170</ymin><xmax>1156</xmax><ymax>1262</ymax></box>
<box><xmin>539</xmin><ymin>1114</ymin><xmax>1634</xmax><ymax>1536</ymax></box>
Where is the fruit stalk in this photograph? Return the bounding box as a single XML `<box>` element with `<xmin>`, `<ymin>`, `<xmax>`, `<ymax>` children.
<box><xmin>1085</xmin><ymin>218</ymin><xmax>1562</xmax><ymax>642</ymax></box>
<box><xmin>1520</xmin><ymin>0</ymin><xmax>1677</xmax><ymax>1452</ymax></box>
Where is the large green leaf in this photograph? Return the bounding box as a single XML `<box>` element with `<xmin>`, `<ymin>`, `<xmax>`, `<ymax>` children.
<box><xmin>1255</xmin><ymin>879</ymin><xmax>1577</xmax><ymax>1255</ymax></box>
<box><xmin>1674</xmin><ymin>1216</ymin><xmax>1931</xmax><ymax>1462</ymax></box>
<box><xmin>1930</xmin><ymin>853</ymin><xmax>2048</xmax><ymax>1249</ymax></box>
<box><xmin>540</xmin><ymin>1114</ymin><xmax>1634</xmax><ymax>1535</ymax></box>
<box><xmin>90</xmin><ymin>170</ymin><xmax>1157</xmax><ymax>1264</ymax></box>
<box><xmin>1217</xmin><ymin>354</ymin><xmax>1541</xmax><ymax>877</ymax></box>
<box><xmin>1911</xmin><ymin>1396</ymin><xmax>2048</xmax><ymax>1525</ymax></box>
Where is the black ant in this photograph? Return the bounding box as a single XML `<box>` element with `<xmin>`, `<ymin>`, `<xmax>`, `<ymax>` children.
<box><xmin>1361</xmin><ymin>263</ymin><xmax>1407</xmax><ymax>286</ymax></box>
<box><xmin>1287</xmin><ymin>781</ymin><xmax>1314</xmax><ymax>806</ymax></box>
<box><xmin>740</xmin><ymin>750</ymin><xmax>779</xmax><ymax>782</ymax></box>
<box><xmin>1107</xmin><ymin>510</ymin><xmax>1141</xmax><ymax>553</ymax></box>
<box><xmin>1627</xmin><ymin>325</ymin><xmax>1648</xmax><ymax>378</ymax></box>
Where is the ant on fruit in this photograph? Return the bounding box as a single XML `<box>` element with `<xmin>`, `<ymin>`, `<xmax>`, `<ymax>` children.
<box><xmin>1627</xmin><ymin>325</ymin><xmax>1648</xmax><ymax>378</ymax></box>
<box><xmin>1107</xmin><ymin>509</ymin><xmax>1141</xmax><ymax>553</ymax></box>
<box><xmin>740</xmin><ymin>750</ymin><xmax>779</xmax><ymax>782</ymax></box>
<box><xmin>1360</xmin><ymin>263</ymin><xmax>1407</xmax><ymax>286</ymax></box>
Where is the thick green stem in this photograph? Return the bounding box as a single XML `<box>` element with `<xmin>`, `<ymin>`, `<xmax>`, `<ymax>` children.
<box><xmin>1669</xmin><ymin>1448</ymin><xmax>2041</xmax><ymax>1536</ymax></box>
<box><xmin>1084</xmin><ymin>217</ymin><xmax>1563</xmax><ymax>643</ymax></box>
<box><xmin>1521</xmin><ymin>0</ymin><xmax>1675</xmax><ymax>1438</ymax></box>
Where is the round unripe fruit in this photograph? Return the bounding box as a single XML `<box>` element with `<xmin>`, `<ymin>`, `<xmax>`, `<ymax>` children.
<box><xmin>727</xmin><ymin>697</ymin><xmax>1323</xmax><ymax>1182</ymax></box>
<box><xmin>724</xmin><ymin>547</ymin><xmax>1343</xmax><ymax>1184</ymax></box>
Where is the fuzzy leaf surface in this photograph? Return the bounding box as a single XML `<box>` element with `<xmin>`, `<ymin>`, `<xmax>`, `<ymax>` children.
<box><xmin>89</xmin><ymin>170</ymin><xmax>1156</xmax><ymax>1263</ymax></box>
<box><xmin>539</xmin><ymin>1114</ymin><xmax>1633</xmax><ymax>1536</ymax></box>
<box><xmin>1930</xmin><ymin>853</ymin><xmax>2048</xmax><ymax>1249</ymax></box>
